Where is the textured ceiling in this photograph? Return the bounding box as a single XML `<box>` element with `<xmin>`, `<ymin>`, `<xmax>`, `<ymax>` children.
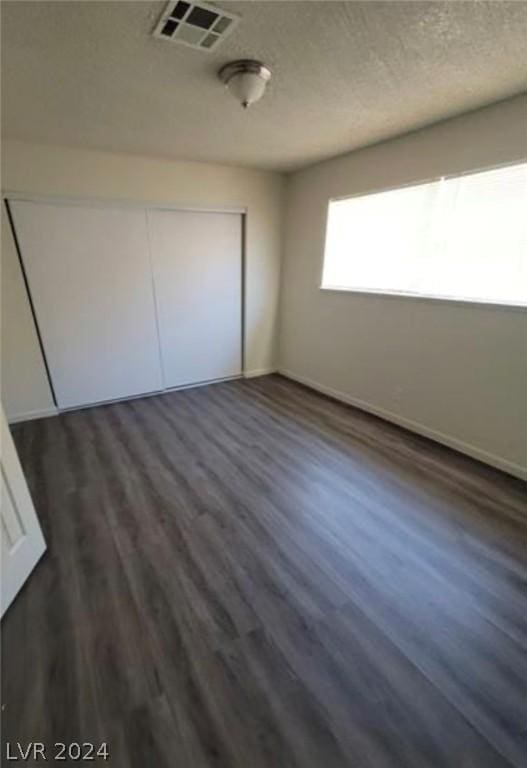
<box><xmin>2</xmin><ymin>1</ymin><xmax>527</xmax><ymax>172</ymax></box>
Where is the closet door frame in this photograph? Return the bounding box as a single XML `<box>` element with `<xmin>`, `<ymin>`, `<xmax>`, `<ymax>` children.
<box><xmin>3</xmin><ymin>192</ymin><xmax>247</xmax><ymax>411</ymax></box>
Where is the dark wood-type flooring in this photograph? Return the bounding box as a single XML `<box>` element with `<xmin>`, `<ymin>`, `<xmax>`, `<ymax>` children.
<box><xmin>2</xmin><ymin>374</ymin><xmax>527</xmax><ymax>767</ymax></box>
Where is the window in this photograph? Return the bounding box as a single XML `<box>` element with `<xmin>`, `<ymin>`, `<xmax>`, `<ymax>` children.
<box><xmin>321</xmin><ymin>162</ymin><xmax>527</xmax><ymax>306</ymax></box>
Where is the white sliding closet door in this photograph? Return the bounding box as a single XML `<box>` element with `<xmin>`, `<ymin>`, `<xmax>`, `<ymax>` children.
<box><xmin>148</xmin><ymin>210</ymin><xmax>242</xmax><ymax>388</ymax></box>
<box><xmin>10</xmin><ymin>201</ymin><xmax>163</xmax><ymax>408</ymax></box>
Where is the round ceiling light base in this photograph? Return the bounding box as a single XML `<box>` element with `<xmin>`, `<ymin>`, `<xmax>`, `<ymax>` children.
<box><xmin>218</xmin><ymin>59</ymin><xmax>272</xmax><ymax>108</ymax></box>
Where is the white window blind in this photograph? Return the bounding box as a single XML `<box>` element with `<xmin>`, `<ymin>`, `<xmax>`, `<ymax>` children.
<box><xmin>321</xmin><ymin>162</ymin><xmax>527</xmax><ymax>306</ymax></box>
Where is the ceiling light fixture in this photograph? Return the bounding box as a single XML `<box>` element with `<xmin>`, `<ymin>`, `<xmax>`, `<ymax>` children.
<box><xmin>218</xmin><ymin>60</ymin><xmax>271</xmax><ymax>109</ymax></box>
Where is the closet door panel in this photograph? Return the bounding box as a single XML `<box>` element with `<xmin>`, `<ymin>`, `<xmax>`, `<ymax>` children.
<box><xmin>148</xmin><ymin>210</ymin><xmax>242</xmax><ymax>388</ymax></box>
<box><xmin>10</xmin><ymin>201</ymin><xmax>163</xmax><ymax>408</ymax></box>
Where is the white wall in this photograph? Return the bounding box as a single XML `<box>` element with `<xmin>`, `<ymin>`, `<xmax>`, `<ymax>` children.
<box><xmin>1</xmin><ymin>205</ymin><xmax>55</xmax><ymax>419</ymax></box>
<box><xmin>280</xmin><ymin>95</ymin><xmax>527</xmax><ymax>480</ymax></box>
<box><xmin>1</xmin><ymin>141</ymin><xmax>284</xmax><ymax>420</ymax></box>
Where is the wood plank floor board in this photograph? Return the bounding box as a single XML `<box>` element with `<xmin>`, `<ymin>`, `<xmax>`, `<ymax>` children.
<box><xmin>232</xmin><ymin>627</ymin><xmax>353</xmax><ymax>768</ymax></box>
<box><xmin>2</xmin><ymin>374</ymin><xmax>526</xmax><ymax>767</ymax></box>
<box><xmin>249</xmin><ymin>377</ymin><xmax>527</xmax><ymax>530</ymax></box>
<box><xmin>316</xmin><ymin>601</ymin><xmax>512</xmax><ymax>768</ymax></box>
<box><xmin>148</xmin><ymin>390</ymin><xmax>351</xmax><ymax>617</ymax></box>
<box><xmin>213</xmin><ymin>379</ymin><xmax>527</xmax><ymax>643</ymax></box>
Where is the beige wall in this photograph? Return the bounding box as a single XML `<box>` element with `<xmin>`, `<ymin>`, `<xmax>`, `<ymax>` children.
<box><xmin>3</xmin><ymin>99</ymin><xmax>526</xmax><ymax>478</ymax></box>
<box><xmin>1</xmin><ymin>141</ymin><xmax>284</xmax><ymax>420</ymax></box>
<box><xmin>279</xmin><ymin>95</ymin><xmax>527</xmax><ymax>479</ymax></box>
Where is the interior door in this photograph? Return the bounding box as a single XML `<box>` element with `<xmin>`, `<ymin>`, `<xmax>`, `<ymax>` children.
<box><xmin>148</xmin><ymin>209</ymin><xmax>242</xmax><ymax>388</ymax></box>
<box><xmin>9</xmin><ymin>201</ymin><xmax>163</xmax><ymax>408</ymax></box>
<box><xmin>1</xmin><ymin>405</ymin><xmax>46</xmax><ymax>617</ymax></box>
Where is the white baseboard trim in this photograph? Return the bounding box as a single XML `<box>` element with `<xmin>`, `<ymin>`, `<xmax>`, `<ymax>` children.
<box><xmin>278</xmin><ymin>368</ymin><xmax>527</xmax><ymax>482</ymax></box>
<box><xmin>8</xmin><ymin>407</ymin><xmax>59</xmax><ymax>425</ymax></box>
<box><xmin>244</xmin><ymin>368</ymin><xmax>277</xmax><ymax>379</ymax></box>
<box><xmin>6</xmin><ymin>373</ymin><xmax>271</xmax><ymax>424</ymax></box>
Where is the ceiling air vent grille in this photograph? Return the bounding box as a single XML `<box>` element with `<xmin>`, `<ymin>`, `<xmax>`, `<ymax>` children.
<box><xmin>153</xmin><ymin>1</ymin><xmax>240</xmax><ymax>51</ymax></box>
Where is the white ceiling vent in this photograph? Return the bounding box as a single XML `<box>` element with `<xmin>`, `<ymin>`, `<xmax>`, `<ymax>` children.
<box><xmin>153</xmin><ymin>1</ymin><xmax>240</xmax><ymax>52</ymax></box>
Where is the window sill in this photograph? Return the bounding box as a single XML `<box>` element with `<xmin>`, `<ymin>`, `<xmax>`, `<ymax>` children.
<box><xmin>319</xmin><ymin>286</ymin><xmax>527</xmax><ymax>312</ymax></box>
